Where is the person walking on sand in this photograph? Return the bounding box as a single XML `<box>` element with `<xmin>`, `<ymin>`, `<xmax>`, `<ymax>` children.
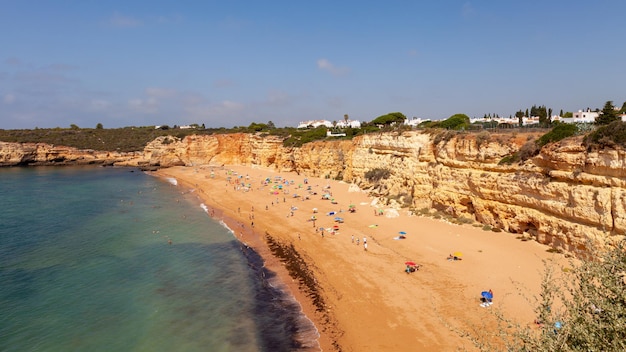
<box><xmin>351</xmin><ymin>235</ymin><xmax>354</xmax><ymax>243</ymax></box>
<box><xmin>364</xmin><ymin>242</ymin><xmax>368</xmax><ymax>251</ymax></box>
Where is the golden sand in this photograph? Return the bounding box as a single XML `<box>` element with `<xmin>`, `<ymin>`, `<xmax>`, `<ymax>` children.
<box><xmin>154</xmin><ymin>165</ymin><xmax>565</xmax><ymax>351</ymax></box>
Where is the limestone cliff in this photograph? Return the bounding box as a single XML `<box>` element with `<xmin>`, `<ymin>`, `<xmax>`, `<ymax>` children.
<box><xmin>130</xmin><ymin>132</ymin><xmax>626</xmax><ymax>253</ymax></box>
<box><xmin>3</xmin><ymin>131</ymin><xmax>625</xmax><ymax>253</ymax></box>
<box><xmin>0</xmin><ymin>141</ymin><xmax>140</xmax><ymax>167</ymax></box>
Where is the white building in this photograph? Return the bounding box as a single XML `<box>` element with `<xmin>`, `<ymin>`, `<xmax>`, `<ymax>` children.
<box><xmin>297</xmin><ymin>120</ymin><xmax>333</xmax><ymax>129</ymax></box>
<box><xmin>335</xmin><ymin>119</ymin><xmax>361</xmax><ymax>128</ymax></box>
<box><xmin>297</xmin><ymin>119</ymin><xmax>361</xmax><ymax>129</ymax></box>
<box><xmin>469</xmin><ymin>116</ymin><xmax>539</xmax><ymax>126</ymax></box>
<box><xmin>552</xmin><ymin>110</ymin><xmax>598</xmax><ymax>124</ymax></box>
<box><xmin>326</xmin><ymin>130</ymin><xmax>346</xmax><ymax>137</ymax></box>
<box><xmin>572</xmin><ymin>109</ymin><xmax>599</xmax><ymax>122</ymax></box>
<box><xmin>404</xmin><ymin>117</ymin><xmax>430</xmax><ymax>127</ymax></box>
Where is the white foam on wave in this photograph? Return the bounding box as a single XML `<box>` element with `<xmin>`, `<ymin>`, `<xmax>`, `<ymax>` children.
<box><xmin>218</xmin><ymin>220</ymin><xmax>235</xmax><ymax>235</ymax></box>
<box><xmin>200</xmin><ymin>203</ymin><xmax>209</xmax><ymax>213</ymax></box>
<box><xmin>166</xmin><ymin>177</ymin><xmax>178</xmax><ymax>186</ymax></box>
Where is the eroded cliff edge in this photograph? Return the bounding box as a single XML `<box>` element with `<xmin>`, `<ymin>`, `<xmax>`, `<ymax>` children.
<box><xmin>0</xmin><ymin>141</ymin><xmax>141</xmax><ymax>167</ymax></box>
<box><xmin>3</xmin><ymin>131</ymin><xmax>625</xmax><ymax>253</ymax></box>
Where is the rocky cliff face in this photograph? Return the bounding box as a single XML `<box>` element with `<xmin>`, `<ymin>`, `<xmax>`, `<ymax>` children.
<box><xmin>3</xmin><ymin>131</ymin><xmax>624</xmax><ymax>252</ymax></box>
<box><xmin>0</xmin><ymin>141</ymin><xmax>140</xmax><ymax>167</ymax></box>
<box><xmin>134</xmin><ymin>132</ymin><xmax>626</xmax><ymax>253</ymax></box>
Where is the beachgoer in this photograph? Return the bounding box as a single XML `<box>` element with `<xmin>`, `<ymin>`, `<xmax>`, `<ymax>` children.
<box><xmin>351</xmin><ymin>235</ymin><xmax>354</xmax><ymax>243</ymax></box>
<box><xmin>364</xmin><ymin>242</ymin><xmax>368</xmax><ymax>251</ymax></box>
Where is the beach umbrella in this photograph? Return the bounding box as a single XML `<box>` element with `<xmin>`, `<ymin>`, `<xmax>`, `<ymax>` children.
<box><xmin>399</xmin><ymin>231</ymin><xmax>407</xmax><ymax>235</ymax></box>
<box><xmin>481</xmin><ymin>291</ymin><xmax>493</xmax><ymax>300</ymax></box>
<box><xmin>405</xmin><ymin>261</ymin><xmax>417</xmax><ymax>266</ymax></box>
<box><xmin>453</xmin><ymin>251</ymin><xmax>463</xmax><ymax>258</ymax></box>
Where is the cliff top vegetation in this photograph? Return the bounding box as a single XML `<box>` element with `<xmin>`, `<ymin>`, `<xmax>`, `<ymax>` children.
<box><xmin>3</xmin><ymin>110</ymin><xmax>626</xmax><ymax>153</ymax></box>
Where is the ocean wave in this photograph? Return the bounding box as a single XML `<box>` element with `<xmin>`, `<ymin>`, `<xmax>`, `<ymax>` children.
<box><xmin>166</xmin><ymin>177</ymin><xmax>178</xmax><ymax>186</ymax></box>
<box><xmin>200</xmin><ymin>203</ymin><xmax>208</xmax><ymax>213</ymax></box>
<box><xmin>218</xmin><ymin>220</ymin><xmax>234</xmax><ymax>235</ymax></box>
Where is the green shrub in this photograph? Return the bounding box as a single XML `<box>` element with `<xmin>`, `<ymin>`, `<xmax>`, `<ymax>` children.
<box><xmin>437</xmin><ymin>114</ymin><xmax>471</xmax><ymax>130</ymax></box>
<box><xmin>499</xmin><ymin>153</ymin><xmax>520</xmax><ymax>165</ymax></box>
<box><xmin>364</xmin><ymin>168</ymin><xmax>391</xmax><ymax>182</ymax></box>
<box><xmin>475</xmin><ymin>131</ymin><xmax>491</xmax><ymax>147</ymax></box>
<box><xmin>537</xmin><ymin>123</ymin><xmax>578</xmax><ymax>147</ymax></box>
<box><xmin>584</xmin><ymin>120</ymin><xmax>626</xmax><ymax>149</ymax></box>
<box><xmin>282</xmin><ymin>127</ymin><xmax>328</xmax><ymax>147</ymax></box>
<box><xmin>518</xmin><ymin>141</ymin><xmax>540</xmax><ymax>160</ymax></box>
<box><xmin>433</xmin><ymin>130</ymin><xmax>458</xmax><ymax>145</ymax></box>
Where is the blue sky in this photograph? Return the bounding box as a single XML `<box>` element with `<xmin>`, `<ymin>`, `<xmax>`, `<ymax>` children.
<box><xmin>1</xmin><ymin>1</ymin><xmax>625</xmax><ymax>129</ymax></box>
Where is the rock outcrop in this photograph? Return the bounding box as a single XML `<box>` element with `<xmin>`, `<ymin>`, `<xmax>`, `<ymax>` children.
<box><xmin>0</xmin><ymin>141</ymin><xmax>141</xmax><ymax>167</ymax></box>
<box><xmin>3</xmin><ymin>131</ymin><xmax>625</xmax><ymax>253</ymax></box>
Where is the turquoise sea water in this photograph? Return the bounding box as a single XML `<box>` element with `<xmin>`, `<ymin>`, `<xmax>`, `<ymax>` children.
<box><xmin>0</xmin><ymin>166</ymin><xmax>318</xmax><ymax>352</ymax></box>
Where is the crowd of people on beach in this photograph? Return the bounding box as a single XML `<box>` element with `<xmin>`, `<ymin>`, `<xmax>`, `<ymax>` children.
<box><xmin>215</xmin><ymin>166</ymin><xmax>500</xmax><ymax>317</ymax></box>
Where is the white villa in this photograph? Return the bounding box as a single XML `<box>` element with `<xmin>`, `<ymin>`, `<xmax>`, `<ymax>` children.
<box><xmin>404</xmin><ymin>117</ymin><xmax>430</xmax><ymax>127</ymax></box>
<box><xmin>469</xmin><ymin>116</ymin><xmax>540</xmax><ymax>126</ymax></box>
<box><xmin>297</xmin><ymin>119</ymin><xmax>361</xmax><ymax>129</ymax></box>
<box><xmin>572</xmin><ymin>109</ymin><xmax>600</xmax><ymax>122</ymax></box>
<box><xmin>297</xmin><ymin>120</ymin><xmax>333</xmax><ymax>129</ymax></box>
<box><xmin>335</xmin><ymin>119</ymin><xmax>361</xmax><ymax>128</ymax></box>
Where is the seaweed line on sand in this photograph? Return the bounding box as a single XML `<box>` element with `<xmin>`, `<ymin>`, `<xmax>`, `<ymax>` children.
<box><xmin>265</xmin><ymin>232</ymin><xmax>344</xmax><ymax>352</ymax></box>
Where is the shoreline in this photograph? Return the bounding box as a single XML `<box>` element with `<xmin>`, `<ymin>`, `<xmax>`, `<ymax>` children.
<box><xmin>156</xmin><ymin>168</ymin><xmax>335</xmax><ymax>350</ymax></box>
<box><xmin>154</xmin><ymin>164</ymin><xmax>567</xmax><ymax>351</ymax></box>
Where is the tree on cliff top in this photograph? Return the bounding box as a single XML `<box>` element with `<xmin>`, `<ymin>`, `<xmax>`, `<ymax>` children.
<box><xmin>596</xmin><ymin>101</ymin><xmax>619</xmax><ymax>125</ymax></box>
<box><xmin>436</xmin><ymin>113</ymin><xmax>470</xmax><ymax>130</ymax></box>
<box><xmin>370</xmin><ymin>112</ymin><xmax>406</xmax><ymax>126</ymax></box>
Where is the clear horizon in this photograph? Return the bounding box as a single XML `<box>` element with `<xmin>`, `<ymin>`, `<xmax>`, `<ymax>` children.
<box><xmin>1</xmin><ymin>1</ymin><xmax>625</xmax><ymax>129</ymax></box>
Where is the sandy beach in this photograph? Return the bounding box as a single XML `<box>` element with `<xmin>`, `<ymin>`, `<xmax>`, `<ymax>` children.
<box><xmin>154</xmin><ymin>164</ymin><xmax>566</xmax><ymax>351</ymax></box>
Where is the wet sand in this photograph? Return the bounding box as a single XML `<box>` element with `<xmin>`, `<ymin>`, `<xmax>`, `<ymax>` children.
<box><xmin>154</xmin><ymin>165</ymin><xmax>566</xmax><ymax>351</ymax></box>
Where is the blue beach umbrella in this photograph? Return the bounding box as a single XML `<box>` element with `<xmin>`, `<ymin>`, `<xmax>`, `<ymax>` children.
<box><xmin>399</xmin><ymin>231</ymin><xmax>407</xmax><ymax>235</ymax></box>
<box><xmin>481</xmin><ymin>291</ymin><xmax>493</xmax><ymax>300</ymax></box>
